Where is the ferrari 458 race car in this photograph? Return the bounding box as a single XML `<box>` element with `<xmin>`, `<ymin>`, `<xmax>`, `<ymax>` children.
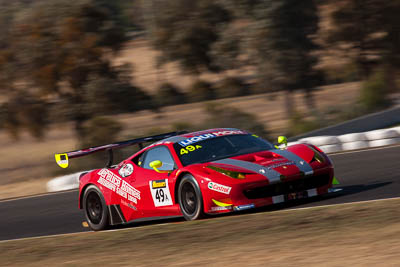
<box><xmin>55</xmin><ymin>128</ymin><xmax>336</xmax><ymax>231</ymax></box>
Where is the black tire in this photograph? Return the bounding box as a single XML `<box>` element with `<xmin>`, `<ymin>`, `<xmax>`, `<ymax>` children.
<box><xmin>178</xmin><ymin>174</ymin><xmax>205</xmax><ymax>221</ymax></box>
<box><xmin>83</xmin><ymin>185</ymin><xmax>109</xmax><ymax>231</ymax></box>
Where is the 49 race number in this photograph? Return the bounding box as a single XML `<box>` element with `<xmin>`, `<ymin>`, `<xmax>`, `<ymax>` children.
<box><xmin>149</xmin><ymin>179</ymin><xmax>173</xmax><ymax>207</ymax></box>
<box><xmin>180</xmin><ymin>145</ymin><xmax>202</xmax><ymax>155</ymax></box>
<box><xmin>155</xmin><ymin>188</ymin><xmax>167</xmax><ymax>202</ymax></box>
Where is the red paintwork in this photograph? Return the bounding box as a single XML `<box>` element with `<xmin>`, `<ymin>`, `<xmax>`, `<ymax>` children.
<box><xmin>78</xmin><ymin>129</ymin><xmax>334</xmax><ymax>224</ymax></box>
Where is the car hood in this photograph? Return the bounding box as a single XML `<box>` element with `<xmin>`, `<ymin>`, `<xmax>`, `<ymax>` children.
<box><xmin>208</xmin><ymin>148</ymin><xmax>314</xmax><ymax>183</ymax></box>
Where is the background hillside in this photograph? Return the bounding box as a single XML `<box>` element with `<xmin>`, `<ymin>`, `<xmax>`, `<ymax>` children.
<box><xmin>0</xmin><ymin>0</ymin><xmax>398</xmax><ymax>193</ymax></box>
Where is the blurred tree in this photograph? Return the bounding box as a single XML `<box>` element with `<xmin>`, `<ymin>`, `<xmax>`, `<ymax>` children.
<box><xmin>147</xmin><ymin>0</ymin><xmax>231</xmax><ymax>75</ymax></box>
<box><xmin>210</xmin><ymin>26</ymin><xmax>241</xmax><ymax>73</ymax></box>
<box><xmin>215</xmin><ymin>77</ymin><xmax>248</xmax><ymax>98</ymax></box>
<box><xmin>80</xmin><ymin>116</ymin><xmax>122</xmax><ymax>148</ymax></box>
<box><xmin>203</xmin><ymin>103</ymin><xmax>269</xmax><ymax>138</ymax></box>
<box><xmin>188</xmin><ymin>80</ymin><xmax>216</xmax><ymax>102</ymax></box>
<box><xmin>328</xmin><ymin>0</ymin><xmax>400</xmax><ymax>91</ymax></box>
<box><xmin>94</xmin><ymin>0</ymin><xmax>140</xmax><ymax>32</ymax></box>
<box><xmin>0</xmin><ymin>0</ymin><xmax>151</xmax><ymax>140</ymax></box>
<box><xmin>83</xmin><ymin>73</ymin><xmax>153</xmax><ymax>116</ymax></box>
<box><xmin>328</xmin><ymin>0</ymin><xmax>383</xmax><ymax>79</ymax></box>
<box><xmin>249</xmin><ymin>0</ymin><xmax>322</xmax><ymax>118</ymax></box>
<box><xmin>225</xmin><ymin>0</ymin><xmax>261</xmax><ymax>18</ymax></box>
<box><xmin>155</xmin><ymin>83</ymin><xmax>186</xmax><ymax>107</ymax></box>
<box><xmin>382</xmin><ymin>1</ymin><xmax>400</xmax><ymax>93</ymax></box>
<box><xmin>360</xmin><ymin>69</ymin><xmax>390</xmax><ymax>111</ymax></box>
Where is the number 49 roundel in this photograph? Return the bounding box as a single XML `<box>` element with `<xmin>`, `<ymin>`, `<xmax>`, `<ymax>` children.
<box><xmin>149</xmin><ymin>179</ymin><xmax>173</xmax><ymax>207</ymax></box>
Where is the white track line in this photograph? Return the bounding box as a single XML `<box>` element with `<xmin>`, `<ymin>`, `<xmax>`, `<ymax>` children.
<box><xmin>2</xmin><ymin>196</ymin><xmax>400</xmax><ymax>243</ymax></box>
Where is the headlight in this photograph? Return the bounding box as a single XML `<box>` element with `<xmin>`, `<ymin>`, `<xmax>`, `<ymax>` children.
<box><xmin>207</xmin><ymin>166</ymin><xmax>247</xmax><ymax>179</ymax></box>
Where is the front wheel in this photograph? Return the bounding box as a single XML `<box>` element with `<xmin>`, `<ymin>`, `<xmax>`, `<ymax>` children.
<box><xmin>83</xmin><ymin>185</ymin><xmax>109</xmax><ymax>231</ymax></box>
<box><xmin>178</xmin><ymin>174</ymin><xmax>205</xmax><ymax>221</ymax></box>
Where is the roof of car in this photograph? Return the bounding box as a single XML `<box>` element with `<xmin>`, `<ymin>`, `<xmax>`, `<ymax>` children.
<box><xmin>161</xmin><ymin>128</ymin><xmax>246</xmax><ymax>144</ymax></box>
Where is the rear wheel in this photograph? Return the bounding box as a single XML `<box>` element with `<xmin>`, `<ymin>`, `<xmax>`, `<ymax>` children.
<box><xmin>178</xmin><ymin>174</ymin><xmax>205</xmax><ymax>220</ymax></box>
<box><xmin>83</xmin><ymin>185</ymin><xmax>109</xmax><ymax>231</ymax></box>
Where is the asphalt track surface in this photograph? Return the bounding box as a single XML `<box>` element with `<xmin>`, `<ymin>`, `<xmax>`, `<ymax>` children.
<box><xmin>1</xmin><ymin>145</ymin><xmax>399</xmax><ymax>241</ymax></box>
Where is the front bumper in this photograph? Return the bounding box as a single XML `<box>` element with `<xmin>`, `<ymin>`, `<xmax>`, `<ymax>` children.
<box><xmin>205</xmin><ymin>170</ymin><xmax>333</xmax><ymax>214</ymax></box>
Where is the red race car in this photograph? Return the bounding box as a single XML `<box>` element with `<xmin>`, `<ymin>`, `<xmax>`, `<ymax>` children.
<box><xmin>55</xmin><ymin>128</ymin><xmax>336</xmax><ymax>231</ymax></box>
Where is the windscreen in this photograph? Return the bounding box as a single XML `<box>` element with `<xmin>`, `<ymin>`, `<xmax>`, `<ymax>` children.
<box><xmin>173</xmin><ymin>134</ymin><xmax>273</xmax><ymax>166</ymax></box>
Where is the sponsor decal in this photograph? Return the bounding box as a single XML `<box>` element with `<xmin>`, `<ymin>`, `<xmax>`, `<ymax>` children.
<box><xmin>121</xmin><ymin>199</ymin><xmax>137</xmax><ymax>210</ymax></box>
<box><xmin>265</xmin><ymin>161</ymin><xmax>295</xmax><ymax>170</ymax></box>
<box><xmin>97</xmin><ymin>169</ymin><xmax>141</xmax><ymax>204</ymax></box>
<box><xmin>55</xmin><ymin>153</ymin><xmax>69</xmax><ymax>168</ymax></box>
<box><xmin>149</xmin><ymin>179</ymin><xmax>173</xmax><ymax>207</ymax></box>
<box><xmin>211</xmin><ymin>206</ymin><xmax>232</xmax><ymax>211</ymax></box>
<box><xmin>208</xmin><ymin>182</ymin><xmax>232</xmax><ymax>195</ymax></box>
<box><xmin>152</xmin><ymin>179</ymin><xmax>166</xmax><ymax>188</ymax></box>
<box><xmin>178</xmin><ymin>130</ymin><xmax>246</xmax><ymax>147</ymax></box>
<box><xmin>180</xmin><ymin>145</ymin><xmax>202</xmax><ymax>155</ymax></box>
<box><xmin>118</xmin><ymin>163</ymin><xmax>134</xmax><ymax>178</ymax></box>
<box><xmin>233</xmin><ymin>203</ymin><xmax>255</xmax><ymax>211</ymax></box>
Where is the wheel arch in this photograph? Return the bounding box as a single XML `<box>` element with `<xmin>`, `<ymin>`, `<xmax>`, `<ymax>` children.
<box><xmin>174</xmin><ymin>171</ymin><xmax>208</xmax><ymax>212</ymax></box>
<box><xmin>174</xmin><ymin>171</ymin><xmax>206</xmax><ymax>202</ymax></box>
<box><xmin>79</xmin><ymin>183</ymin><xmax>96</xmax><ymax>209</ymax></box>
<box><xmin>174</xmin><ymin>171</ymin><xmax>191</xmax><ymax>205</ymax></box>
<box><xmin>175</xmin><ymin>171</ymin><xmax>207</xmax><ymax>220</ymax></box>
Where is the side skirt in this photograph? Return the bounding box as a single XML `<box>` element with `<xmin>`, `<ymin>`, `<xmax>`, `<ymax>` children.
<box><xmin>108</xmin><ymin>205</ymin><xmax>127</xmax><ymax>225</ymax></box>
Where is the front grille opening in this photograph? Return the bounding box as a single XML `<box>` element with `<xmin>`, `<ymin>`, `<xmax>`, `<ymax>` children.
<box><xmin>243</xmin><ymin>174</ymin><xmax>330</xmax><ymax>199</ymax></box>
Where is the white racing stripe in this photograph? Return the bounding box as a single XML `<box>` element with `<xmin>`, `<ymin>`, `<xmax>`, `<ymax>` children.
<box><xmin>213</xmin><ymin>158</ymin><xmax>282</xmax><ymax>183</ymax></box>
<box><xmin>272</xmin><ymin>149</ymin><xmax>314</xmax><ymax>176</ymax></box>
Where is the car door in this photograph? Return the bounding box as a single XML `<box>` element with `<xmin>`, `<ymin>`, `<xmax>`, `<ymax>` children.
<box><xmin>121</xmin><ymin>145</ymin><xmax>181</xmax><ymax>220</ymax></box>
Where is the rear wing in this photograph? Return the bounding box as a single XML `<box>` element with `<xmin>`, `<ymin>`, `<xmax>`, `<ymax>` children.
<box><xmin>55</xmin><ymin>131</ymin><xmax>186</xmax><ymax>168</ymax></box>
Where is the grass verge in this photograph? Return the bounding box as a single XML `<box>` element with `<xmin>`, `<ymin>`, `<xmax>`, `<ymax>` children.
<box><xmin>1</xmin><ymin>198</ymin><xmax>400</xmax><ymax>266</ymax></box>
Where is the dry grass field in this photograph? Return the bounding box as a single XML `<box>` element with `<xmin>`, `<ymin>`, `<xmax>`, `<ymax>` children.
<box><xmin>1</xmin><ymin>197</ymin><xmax>399</xmax><ymax>266</ymax></box>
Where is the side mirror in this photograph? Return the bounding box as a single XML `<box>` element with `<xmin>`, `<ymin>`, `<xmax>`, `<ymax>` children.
<box><xmin>275</xmin><ymin>136</ymin><xmax>288</xmax><ymax>149</ymax></box>
<box><xmin>149</xmin><ymin>160</ymin><xmax>170</xmax><ymax>173</ymax></box>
